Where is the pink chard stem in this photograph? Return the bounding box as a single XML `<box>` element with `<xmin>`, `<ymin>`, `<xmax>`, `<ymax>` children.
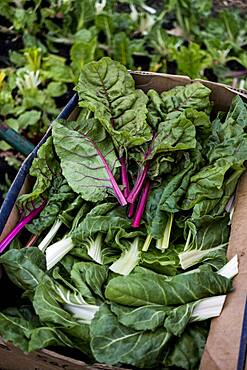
<box><xmin>120</xmin><ymin>156</ymin><xmax>130</xmax><ymax>198</ymax></box>
<box><xmin>128</xmin><ymin>133</ymin><xmax>156</xmax><ymax>205</ymax></box>
<box><xmin>128</xmin><ymin>202</ymin><xmax>136</xmax><ymax>218</ymax></box>
<box><xmin>0</xmin><ymin>202</ymin><xmax>46</xmax><ymax>254</ymax></box>
<box><xmin>94</xmin><ymin>146</ymin><xmax>127</xmax><ymax>207</ymax></box>
<box><xmin>127</xmin><ymin>162</ymin><xmax>150</xmax><ymax>204</ymax></box>
<box><xmin>132</xmin><ymin>180</ymin><xmax>151</xmax><ymax>228</ymax></box>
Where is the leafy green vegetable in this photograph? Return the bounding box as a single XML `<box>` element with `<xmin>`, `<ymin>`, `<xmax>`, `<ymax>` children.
<box><xmin>0</xmin><ymin>56</ymin><xmax>245</xmax><ymax>370</ymax></box>
<box><xmin>53</xmin><ymin>119</ymin><xmax>126</xmax><ymax>205</ymax></box>
<box><xmin>163</xmin><ymin>323</ymin><xmax>208</xmax><ymax>369</ymax></box>
<box><xmin>0</xmin><ymin>306</ymin><xmax>39</xmax><ymax>352</ymax></box>
<box><xmin>90</xmin><ymin>304</ymin><xmax>171</xmax><ymax>368</ymax></box>
<box><xmin>0</xmin><ymin>248</ymin><xmax>45</xmax><ymax>291</ymax></box>
<box><xmin>105</xmin><ymin>270</ymin><xmax>231</xmax><ymax>306</ymax></box>
<box><xmin>75</xmin><ymin>57</ymin><xmax>151</xmax><ymax>149</ymax></box>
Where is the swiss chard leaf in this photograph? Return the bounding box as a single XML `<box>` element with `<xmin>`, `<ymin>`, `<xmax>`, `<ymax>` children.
<box><xmin>147</xmin><ymin>82</ymin><xmax>212</xmax><ymax>129</ymax></box>
<box><xmin>29</xmin><ymin>327</ymin><xmax>74</xmax><ymax>352</ymax></box>
<box><xmin>52</xmin><ymin>119</ymin><xmax>126</xmax><ymax>205</ymax></box>
<box><xmin>71</xmin><ymin>204</ymin><xmax>131</xmax><ymax>245</ymax></box>
<box><xmin>26</xmin><ymin>176</ymin><xmax>74</xmax><ymax>234</ymax></box>
<box><xmin>164</xmin><ymin>302</ymin><xmax>197</xmax><ymax>336</ymax></box>
<box><xmin>163</xmin><ymin>323</ymin><xmax>208</xmax><ymax>370</ymax></box>
<box><xmin>75</xmin><ymin>57</ymin><xmax>152</xmax><ymax>149</ymax></box>
<box><xmin>105</xmin><ymin>270</ymin><xmax>231</xmax><ymax>306</ymax></box>
<box><xmin>33</xmin><ymin>276</ymin><xmax>80</xmax><ymax>328</ymax></box>
<box><xmin>0</xmin><ymin>248</ymin><xmax>45</xmax><ymax>291</ymax></box>
<box><xmin>71</xmin><ymin>262</ymin><xmax>108</xmax><ymax>300</ymax></box>
<box><xmin>110</xmin><ymin>303</ymin><xmax>170</xmax><ymax>331</ymax></box>
<box><xmin>0</xmin><ymin>306</ymin><xmax>39</xmax><ymax>352</ymax></box>
<box><xmin>18</xmin><ymin>137</ymin><xmax>60</xmax><ymax>208</ymax></box>
<box><xmin>90</xmin><ymin>303</ymin><xmax>171</xmax><ymax>368</ymax></box>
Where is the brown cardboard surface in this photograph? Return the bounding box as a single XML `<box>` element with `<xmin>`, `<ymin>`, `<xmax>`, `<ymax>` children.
<box><xmin>0</xmin><ymin>72</ymin><xmax>247</xmax><ymax>370</ymax></box>
<box><xmin>200</xmin><ymin>172</ymin><xmax>247</xmax><ymax>370</ymax></box>
<box><xmin>0</xmin><ymin>339</ymin><xmax>128</xmax><ymax>370</ymax></box>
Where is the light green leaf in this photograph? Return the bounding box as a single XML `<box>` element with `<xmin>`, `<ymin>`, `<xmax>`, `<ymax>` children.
<box><xmin>46</xmin><ymin>82</ymin><xmax>67</xmax><ymax>97</ymax></box>
<box><xmin>75</xmin><ymin>57</ymin><xmax>151</xmax><ymax>148</ymax></box>
<box><xmin>70</xmin><ymin>29</ymin><xmax>97</xmax><ymax>79</ymax></box>
<box><xmin>52</xmin><ymin>119</ymin><xmax>122</xmax><ymax>203</ymax></box>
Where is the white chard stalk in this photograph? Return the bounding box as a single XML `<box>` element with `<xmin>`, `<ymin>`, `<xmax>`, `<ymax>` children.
<box><xmin>110</xmin><ymin>237</ymin><xmax>140</xmax><ymax>275</ymax></box>
<box><xmin>46</xmin><ymin>236</ymin><xmax>74</xmax><ymax>270</ymax></box>
<box><xmin>38</xmin><ymin>219</ymin><xmax>62</xmax><ymax>253</ymax></box>
<box><xmin>179</xmin><ymin>243</ymin><xmax>227</xmax><ymax>270</ymax></box>
<box><xmin>64</xmin><ymin>303</ymin><xmax>99</xmax><ymax>323</ymax></box>
<box><xmin>217</xmin><ymin>254</ymin><xmax>238</xmax><ymax>279</ymax></box>
<box><xmin>191</xmin><ymin>255</ymin><xmax>239</xmax><ymax>322</ymax></box>
<box><xmin>87</xmin><ymin>234</ymin><xmax>103</xmax><ymax>265</ymax></box>
<box><xmin>191</xmin><ymin>295</ymin><xmax>227</xmax><ymax>322</ymax></box>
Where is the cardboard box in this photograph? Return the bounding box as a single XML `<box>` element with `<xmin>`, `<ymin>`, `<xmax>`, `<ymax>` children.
<box><xmin>0</xmin><ymin>72</ymin><xmax>247</xmax><ymax>370</ymax></box>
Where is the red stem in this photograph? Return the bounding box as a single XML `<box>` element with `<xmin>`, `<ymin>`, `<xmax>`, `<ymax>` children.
<box><xmin>126</xmin><ymin>133</ymin><xmax>156</xmax><ymax>204</ymax></box>
<box><xmin>128</xmin><ymin>203</ymin><xmax>136</xmax><ymax>218</ymax></box>
<box><xmin>132</xmin><ymin>180</ymin><xmax>150</xmax><ymax>228</ymax></box>
<box><xmin>26</xmin><ymin>233</ymin><xmax>40</xmax><ymax>248</ymax></box>
<box><xmin>120</xmin><ymin>156</ymin><xmax>130</xmax><ymax>198</ymax></box>
<box><xmin>0</xmin><ymin>202</ymin><xmax>46</xmax><ymax>254</ymax></box>
<box><xmin>127</xmin><ymin>162</ymin><xmax>150</xmax><ymax>204</ymax></box>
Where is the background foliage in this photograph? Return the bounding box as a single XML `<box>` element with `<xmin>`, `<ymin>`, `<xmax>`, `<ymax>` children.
<box><xmin>0</xmin><ymin>0</ymin><xmax>246</xmax><ymax>197</ymax></box>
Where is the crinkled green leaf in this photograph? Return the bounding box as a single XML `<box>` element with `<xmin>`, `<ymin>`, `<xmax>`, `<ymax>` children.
<box><xmin>148</xmin><ymin>115</ymin><xmax>197</xmax><ymax>160</ymax></box>
<box><xmin>147</xmin><ymin>82</ymin><xmax>211</xmax><ymax>128</ymax></box>
<box><xmin>105</xmin><ymin>270</ymin><xmax>231</xmax><ymax>306</ymax></box>
<box><xmin>27</xmin><ymin>176</ymin><xmax>74</xmax><ymax>234</ymax></box>
<box><xmin>111</xmin><ymin>303</ymin><xmax>170</xmax><ymax>331</ymax></box>
<box><xmin>71</xmin><ymin>262</ymin><xmax>108</xmax><ymax>300</ymax></box>
<box><xmin>0</xmin><ymin>248</ymin><xmax>45</xmax><ymax>291</ymax></box>
<box><xmin>29</xmin><ymin>327</ymin><xmax>74</xmax><ymax>352</ymax></box>
<box><xmin>52</xmin><ymin>119</ymin><xmax>121</xmax><ymax>203</ymax></box>
<box><xmin>164</xmin><ymin>302</ymin><xmax>197</xmax><ymax>336</ymax></box>
<box><xmin>90</xmin><ymin>303</ymin><xmax>171</xmax><ymax>368</ymax></box>
<box><xmin>163</xmin><ymin>323</ymin><xmax>208</xmax><ymax>370</ymax></box>
<box><xmin>75</xmin><ymin>57</ymin><xmax>151</xmax><ymax>148</ymax></box>
<box><xmin>18</xmin><ymin>137</ymin><xmax>60</xmax><ymax>208</ymax></box>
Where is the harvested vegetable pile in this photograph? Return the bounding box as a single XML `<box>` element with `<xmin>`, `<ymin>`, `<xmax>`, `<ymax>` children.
<box><xmin>1</xmin><ymin>0</ymin><xmax>247</xmax><ymax>202</ymax></box>
<box><xmin>0</xmin><ymin>57</ymin><xmax>246</xmax><ymax>369</ymax></box>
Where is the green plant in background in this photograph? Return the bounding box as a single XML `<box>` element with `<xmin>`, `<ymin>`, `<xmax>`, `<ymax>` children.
<box><xmin>0</xmin><ymin>0</ymin><xmax>246</xmax><ymax>188</ymax></box>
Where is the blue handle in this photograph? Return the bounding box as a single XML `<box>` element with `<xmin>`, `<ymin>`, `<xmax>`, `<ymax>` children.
<box><xmin>237</xmin><ymin>296</ymin><xmax>247</xmax><ymax>370</ymax></box>
<box><xmin>0</xmin><ymin>93</ymin><xmax>78</xmax><ymax>234</ymax></box>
